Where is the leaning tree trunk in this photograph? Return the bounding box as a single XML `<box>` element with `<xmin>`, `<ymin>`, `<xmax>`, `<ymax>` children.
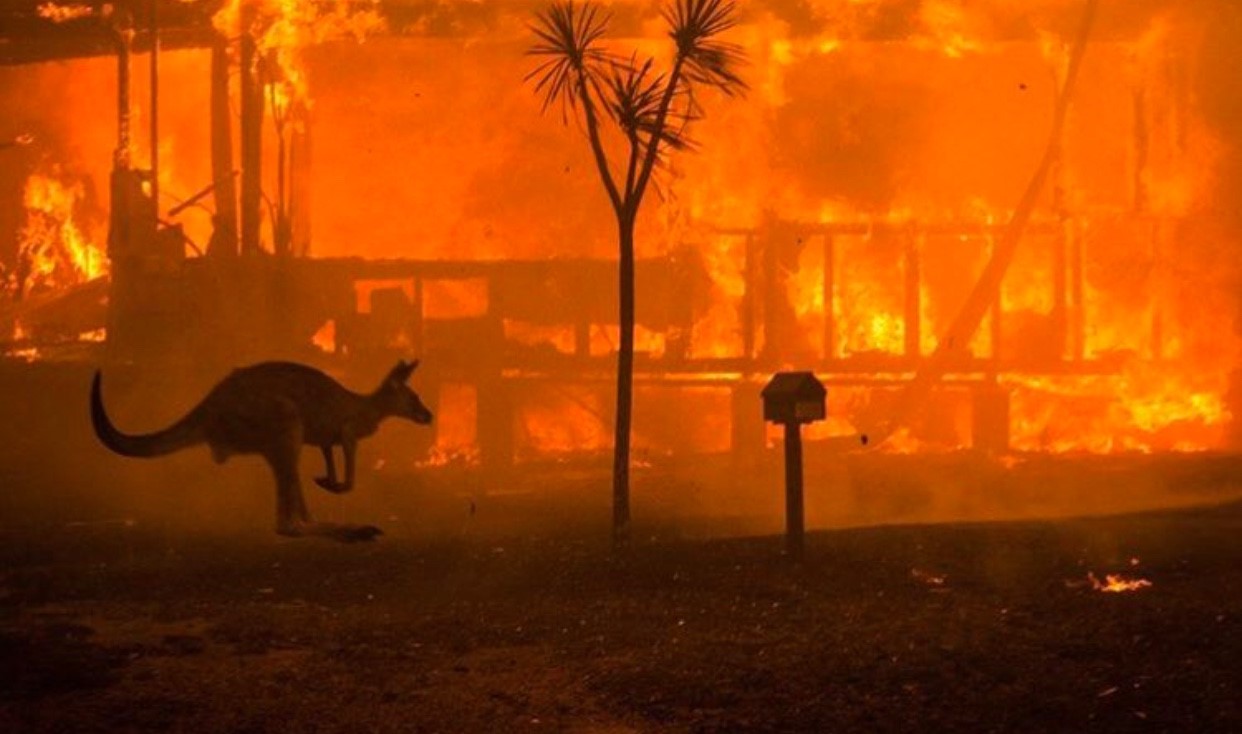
<box><xmin>613</xmin><ymin>216</ymin><xmax>636</xmax><ymax>544</ymax></box>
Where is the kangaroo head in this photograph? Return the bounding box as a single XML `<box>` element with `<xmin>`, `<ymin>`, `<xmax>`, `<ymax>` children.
<box><xmin>375</xmin><ymin>359</ymin><xmax>433</xmax><ymax>425</ymax></box>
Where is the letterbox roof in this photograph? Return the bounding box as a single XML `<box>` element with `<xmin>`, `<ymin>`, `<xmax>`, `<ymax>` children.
<box><xmin>761</xmin><ymin>371</ymin><xmax>826</xmax><ymax>400</ymax></box>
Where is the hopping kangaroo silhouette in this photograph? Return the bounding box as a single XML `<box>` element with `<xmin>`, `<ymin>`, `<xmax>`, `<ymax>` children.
<box><xmin>91</xmin><ymin>360</ymin><xmax>433</xmax><ymax>542</ymax></box>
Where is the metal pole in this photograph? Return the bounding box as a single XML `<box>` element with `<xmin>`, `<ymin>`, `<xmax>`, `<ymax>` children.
<box><xmin>783</xmin><ymin>421</ymin><xmax>804</xmax><ymax>560</ymax></box>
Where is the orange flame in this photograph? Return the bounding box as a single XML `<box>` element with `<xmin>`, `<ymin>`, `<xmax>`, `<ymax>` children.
<box><xmin>15</xmin><ymin>170</ymin><xmax>107</xmax><ymax>297</ymax></box>
<box><xmin>1089</xmin><ymin>572</ymin><xmax>1153</xmax><ymax>593</ymax></box>
<box><xmin>214</xmin><ymin>0</ymin><xmax>385</xmax><ymax>108</ymax></box>
<box><xmin>37</xmin><ymin>2</ymin><xmax>93</xmax><ymax>23</ymax></box>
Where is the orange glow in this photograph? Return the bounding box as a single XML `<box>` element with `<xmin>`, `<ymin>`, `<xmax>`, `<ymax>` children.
<box><xmin>214</xmin><ymin>0</ymin><xmax>385</xmax><ymax>108</ymax></box>
<box><xmin>36</xmin><ymin>2</ymin><xmax>92</xmax><ymax>23</ymax></box>
<box><xmin>311</xmin><ymin>319</ymin><xmax>336</xmax><ymax>353</ymax></box>
<box><xmin>15</xmin><ymin>170</ymin><xmax>107</xmax><ymax>301</ymax></box>
<box><xmin>4</xmin><ymin>2</ymin><xmax>1238</xmax><ymax>459</ymax></box>
<box><xmin>418</xmin><ymin>383</ymin><xmax>479</xmax><ymax>468</ymax></box>
<box><xmin>518</xmin><ymin>386</ymin><xmax>610</xmax><ymax>458</ymax></box>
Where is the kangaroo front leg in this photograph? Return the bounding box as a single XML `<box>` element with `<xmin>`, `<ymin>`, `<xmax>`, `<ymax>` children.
<box><xmin>313</xmin><ymin>444</ymin><xmax>344</xmax><ymax>492</ymax></box>
<box><xmin>340</xmin><ymin>433</ymin><xmax>357</xmax><ymax>493</ymax></box>
<box><xmin>313</xmin><ymin>435</ymin><xmax>356</xmax><ymax>494</ymax></box>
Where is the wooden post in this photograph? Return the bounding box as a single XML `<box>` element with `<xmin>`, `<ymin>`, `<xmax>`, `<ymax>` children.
<box><xmin>1133</xmin><ymin>86</ymin><xmax>1149</xmax><ymax>214</ymax></box>
<box><xmin>730</xmin><ymin>381</ymin><xmax>763</xmax><ymax>469</ymax></box>
<box><xmin>410</xmin><ymin>276</ymin><xmax>424</xmax><ymax>356</ymax></box>
<box><xmin>291</xmin><ymin>105</ymin><xmax>312</xmax><ymax>255</ymax></box>
<box><xmin>989</xmin><ymin>234</ymin><xmax>1002</xmax><ymax>368</ymax></box>
<box><xmin>148</xmin><ymin>0</ymin><xmax>159</xmax><ymax>220</ymax></box>
<box><xmin>904</xmin><ymin>230</ymin><xmax>921</xmax><ymax>360</ymax></box>
<box><xmin>209</xmin><ymin>37</ymin><xmax>238</xmax><ymax>256</ymax></box>
<box><xmin>1052</xmin><ymin>221</ymin><xmax>1068</xmax><ymax>359</ymax></box>
<box><xmin>1069</xmin><ymin>221</ymin><xmax>1085</xmax><ymax>360</ymax></box>
<box><xmin>761</xmin><ymin>224</ymin><xmax>779</xmax><ymax>363</ymax></box>
<box><xmin>742</xmin><ymin>233</ymin><xmax>757</xmax><ymax>361</ymax></box>
<box><xmin>239</xmin><ymin>4</ymin><xmax>263</xmax><ymax>255</ymax></box>
<box><xmin>574</xmin><ymin>321</ymin><xmax>590</xmax><ymax>358</ymax></box>
<box><xmin>783</xmin><ymin>421</ymin><xmax>804</xmax><ymax>560</ymax></box>
<box><xmin>1150</xmin><ymin>220</ymin><xmax>1163</xmax><ymax>360</ymax></box>
<box><xmin>822</xmin><ymin>234</ymin><xmax>835</xmax><ymax>362</ymax></box>
<box><xmin>115</xmin><ymin>24</ymin><xmax>131</xmax><ymax>163</ymax></box>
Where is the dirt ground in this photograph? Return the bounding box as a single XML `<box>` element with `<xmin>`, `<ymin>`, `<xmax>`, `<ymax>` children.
<box><xmin>1</xmin><ymin>475</ymin><xmax>1240</xmax><ymax>733</ymax></box>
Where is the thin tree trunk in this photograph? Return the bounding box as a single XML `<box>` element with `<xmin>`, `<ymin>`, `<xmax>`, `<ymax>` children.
<box><xmin>613</xmin><ymin>216</ymin><xmax>636</xmax><ymax>544</ymax></box>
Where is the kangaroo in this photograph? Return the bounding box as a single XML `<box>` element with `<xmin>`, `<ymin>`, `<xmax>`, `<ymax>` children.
<box><xmin>90</xmin><ymin>359</ymin><xmax>433</xmax><ymax>542</ymax></box>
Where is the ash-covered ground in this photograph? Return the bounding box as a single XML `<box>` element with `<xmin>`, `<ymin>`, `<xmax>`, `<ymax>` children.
<box><xmin>1</xmin><ymin>361</ymin><xmax>1241</xmax><ymax>731</ymax></box>
<box><xmin>1</xmin><ymin>461</ymin><xmax>1241</xmax><ymax>733</ymax></box>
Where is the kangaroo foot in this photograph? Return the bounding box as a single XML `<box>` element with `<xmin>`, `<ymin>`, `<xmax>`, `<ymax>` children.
<box><xmin>276</xmin><ymin>521</ymin><xmax>307</xmax><ymax>538</ymax></box>
<box><xmin>313</xmin><ymin>476</ymin><xmax>353</xmax><ymax>494</ymax></box>
<box><xmin>276</xmin><ymin>520</ymin><xmax>381</xmax><ymax>543</ymax></box>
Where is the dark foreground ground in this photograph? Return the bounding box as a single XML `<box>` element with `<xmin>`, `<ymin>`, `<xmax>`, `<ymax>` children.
<box><xmin>2</xmin><ymin>495</ymin><xmax>1241</xmax><ymax>733</ymax></box>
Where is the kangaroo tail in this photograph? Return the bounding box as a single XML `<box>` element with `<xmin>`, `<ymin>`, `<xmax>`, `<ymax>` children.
<box><xmin>90</xmin><ymin>371</ymin><xmax>205</xmax><ymax>458</ymax></box>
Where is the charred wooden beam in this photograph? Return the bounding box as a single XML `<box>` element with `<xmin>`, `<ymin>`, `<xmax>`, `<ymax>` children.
<box><xmin>0</xmin><ymin>0</ymin><xmax>216</xmax><ymax>67</ymax></box>
<box><xmin>148</xmin><ymin>0</ymin><xmax>160</xmax><ymax>221</ymax></box>
<box><xmin>741</xmin><ymin>233</ymin><xmax>757</xmax><ymax>362</ymax></box>
<box><xmin>209</xmin><ymin>37</ymin><xmax>239</xmax><ymax>256</ymax></box>
<box><xmin>1069</xmin><ymin>220</ymin><xmax>1085</xmax><ymax>361</ymax></box>
<box><xmin>903</xmin><ymin>231</ymin><xmax>921</xmax><ymax>359</ymax></box>
<box><xmin>239</xmin><ymin>7</ymin><xmax>263</xmax><ymax>255</ymax></box>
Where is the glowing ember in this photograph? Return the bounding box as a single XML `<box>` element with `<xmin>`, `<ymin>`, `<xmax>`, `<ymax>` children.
<box><xmin>416</xmin><ymin>446</ymin><xmax>481</xmax><ymax>469</ymax></box>
<box><xmin>311</xmin><ymin>319</ymin><xmax>336</xmax><ymax>353</ymax></box>
<box><xmin>1088</xmin><ymin>571</ymin><xmax>1153</xmax><ymax>593</ymax></box>
<box><xmin>5</xmin><ymin>346</ymin><xmax>41</xmax><ymax>362</ymax></box>
<box><xmin>911</xmin><ymin>568</ymin><xmax>948</xmax><ymax>586</ymax></box>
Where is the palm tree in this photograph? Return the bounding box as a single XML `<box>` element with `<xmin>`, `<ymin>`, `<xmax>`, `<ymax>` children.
<box><xmin>527</xmin><ymin>0</ymin><xmax>745</xmax><ymax>544</ymax></box>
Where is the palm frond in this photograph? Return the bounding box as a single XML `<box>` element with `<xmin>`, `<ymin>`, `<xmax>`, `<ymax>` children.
<box><xmin>662</xmin><ymin>0</ymin><xmax>747</xmax><ymax>95</ymax></box>
<box><xmin>525</xmin><ymin>1</ymin><xmax>615</xmax><ymax>115</ymax></box>
<box><xmin>604</xmin><ymin>56</ymin><xmax>698</xmax><ymax>158</ymax></box>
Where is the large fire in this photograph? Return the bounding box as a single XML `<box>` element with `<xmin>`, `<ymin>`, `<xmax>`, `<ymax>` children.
<box><xmin>213</xmin><ymin>0</ymin><xmax>385</xmax><ymax>109</ymax></box>
<box><xmin>8</xmin><ymin>170</ymin><xmax>107</xmax><ymax>304</ymax></box>
<box><xmin>3</xmin><ymin>0</ymin><xmax>1239</xmax><ymax>461</ymax></box>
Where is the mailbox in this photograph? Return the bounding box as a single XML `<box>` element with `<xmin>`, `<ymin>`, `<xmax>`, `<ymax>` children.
<box><xmin>760</xmin><ymin>371</ymin><xmax>827</xmax><ymax>561</ymax></box>
<box><xmin>761</xmin><ymin>371</ymin><xmax>826</xmax><ymax>425</ymax></box>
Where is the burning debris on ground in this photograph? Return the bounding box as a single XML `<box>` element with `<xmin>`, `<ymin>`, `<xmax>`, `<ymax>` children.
<box><xmin>1</xmin><ymin>0</ymin><xmax>1241</xmax><ymax>731</ymax></box>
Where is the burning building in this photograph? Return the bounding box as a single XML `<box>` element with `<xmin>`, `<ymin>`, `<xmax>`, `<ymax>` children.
<box><xmin>1</xmin><ymin>0</ymin><xmax>1239</xmax><ymax>471</ymax></box>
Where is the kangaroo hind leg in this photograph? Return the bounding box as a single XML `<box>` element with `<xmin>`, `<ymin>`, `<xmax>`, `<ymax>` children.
<box><xmin>264</xmin><ymin>405</ymin><xmax>312</xmax><ymax>538</ymax></box>
<box><xmin>265</xmin><ymin>406</ymin><xmax>380</xmax><ymax>543</ymax></box>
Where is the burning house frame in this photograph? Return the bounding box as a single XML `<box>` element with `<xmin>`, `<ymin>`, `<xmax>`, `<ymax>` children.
<box><xmin>0</xmin><ymin>0</ymin><xmax>1238</xmax><ymax>469</ymax></box>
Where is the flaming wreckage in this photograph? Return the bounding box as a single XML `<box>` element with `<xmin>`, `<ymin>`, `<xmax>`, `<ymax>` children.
<box><xmin>0</xmin><ymin>0</ymin><xmax>1237</xmax><ymax>469</ymax></box>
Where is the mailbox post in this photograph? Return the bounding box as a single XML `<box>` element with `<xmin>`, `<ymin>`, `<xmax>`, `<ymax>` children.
<box><xmin>761</xmin><ymin>372</ymin><xmax>827</xmax><ymax>560</ymax></box>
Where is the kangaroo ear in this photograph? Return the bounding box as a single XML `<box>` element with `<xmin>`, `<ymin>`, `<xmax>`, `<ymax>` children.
<box><xmin>387</xmin><ymin>359</ymin><xmax>418</xmax><ymax>384</ymax></box>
